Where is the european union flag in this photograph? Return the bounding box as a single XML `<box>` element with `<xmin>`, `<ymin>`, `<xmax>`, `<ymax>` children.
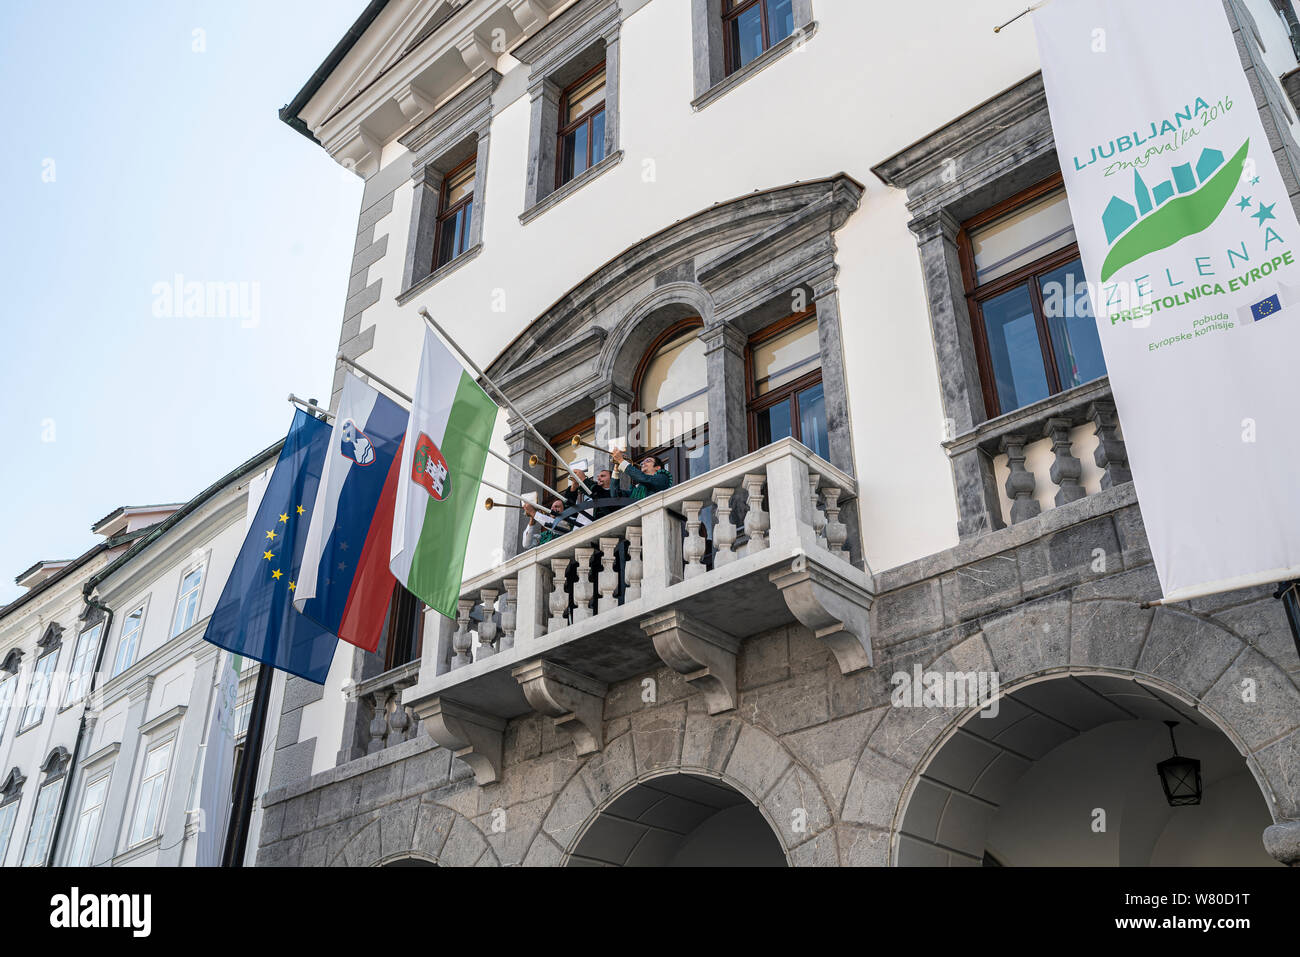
<box><xmin>203</xmin><ymin>410</ymin><xmax>338</xmax><ymax>683</ymax></box>
<box><xmin>1251</xmin><ymin>293</ymin><xmax>1281</xmax><ymax>321</ymax></box>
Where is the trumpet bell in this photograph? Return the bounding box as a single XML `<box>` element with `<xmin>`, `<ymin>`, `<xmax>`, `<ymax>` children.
<box><xmin>484</xmin><ymin>497</ymin><xmax>495</xmax><ymax>510</ymax></box>
<box><xmin>528</xmin><ymin>453</ymin><xmax>540</xmax><ymax>467</ymax></box>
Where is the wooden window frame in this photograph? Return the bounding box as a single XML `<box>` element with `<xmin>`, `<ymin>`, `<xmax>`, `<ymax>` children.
<box><xmin>722</xmin><ymin>0</ymin><xmax>785</xmax><ymax>75</ymax></box>
<box><xmin>383</xmin><ymin>583</ymin><xmax>425</xmax><ymax>672</ymax></box>
<box><xmin>433</xmin><ymin>155</ymin><xmax>476</xmax><ymax>270</ymax></box>
<box><xmin>745</xmin><ymin>308</ymin><xmax>823</xmax><ymax>451</ymax></box>
<box><xmin>555</xmin><ymin>62</ymin><xmax>608</xmax><ymax>190</ymax></box>
<box><xmin>542</xmin><ymin>417</ymin><xmax>597</xmax><ymax>500</ymax></box>
<box><xmin>956</xmin><ymin>172</ymin><xmax>1089</xmax><ymax>420</ymax></box>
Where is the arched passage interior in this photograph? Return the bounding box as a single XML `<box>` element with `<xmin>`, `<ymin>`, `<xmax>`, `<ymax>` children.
<box><xmin>568</xmin><ymin>771</ymin><xmax>787</xmax><ymax>867</ymax></box>
<box><xmin>897</xmin><ymin>674</ymin><xmax>1278</xmax><ymax>866</ymax></box>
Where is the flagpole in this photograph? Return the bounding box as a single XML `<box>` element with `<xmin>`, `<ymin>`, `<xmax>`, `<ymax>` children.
<box><xmin>417</xmin><ymin>307</ymin><xmax>594</xmax><ymax>497</ymax></box>
<box><xmin>325</xmin><ymin>364</ymin><xmax>570</xmax><ymax>502</ymax></box>
<box><xmin>221</xmin><ymin>661</ymin><xmax>273</xmax><ymax>867</ymax></box>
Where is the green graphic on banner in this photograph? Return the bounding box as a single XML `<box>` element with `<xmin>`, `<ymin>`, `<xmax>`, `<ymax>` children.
<box><xmin>1100</xmin><ymin>139</ymin><xmax>1249</xmax><ymax>280</ymax></box>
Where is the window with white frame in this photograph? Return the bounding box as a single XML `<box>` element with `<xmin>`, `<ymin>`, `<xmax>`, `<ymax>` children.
<box><xmin>128</xmin><ymin>738</ymin><xmax>173</xmax><ymax>846</ymax></box>
<box><xmin>172</xmin><ymin>566</ymin><xmax>204</xmax><ymax>637</ymax></box>
<box><xmin>63</xmin><ymin>622</ymin><xmax>102</xmax><ymax>706</ymax></box>
<box><xmin>0</xmin><ymin>798</ymin><xmax>19</xmax><ymax>867</ymax></box>
<box><xmin>20</xmin><ymin>649</ymin><xmax>59</xmax><ymax>731</ymax></box>
<box><xmin>0</xmin><ymin>671</ymin><xmax>16</xmax><ymax>742</ymax></box>
<box><xmin>67</xmin><ymin>773</ymin><xmax>110</xmax><ymax>867</ymax></box>
<box><xmin>20</xmin><ymin>777</ymin><xmax>63</xmax><ymax>866</ymax></box>
<box><xmin>113</xmin><ymin>605</ymin><xmax>145</xmax><ymax>677</ymax></box>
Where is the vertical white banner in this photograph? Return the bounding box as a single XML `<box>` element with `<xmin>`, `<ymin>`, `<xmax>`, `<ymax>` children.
<box><xmin>1035</xmin><ymin>0</ymin><xmax>1300</xmax><ymax>601</ymax></box>
<box><xmin>195</xmin><ymin>651</ymin><xmax>240</xmax><ymax>866</ymax></box>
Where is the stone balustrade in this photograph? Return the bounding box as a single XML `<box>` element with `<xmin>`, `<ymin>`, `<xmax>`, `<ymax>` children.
<box><xmin>944</xmin><ymin>377</ymin><xmax>1132</xmax><ymax>536</ymax></box>
<box><xmin>352</xmin><ymin>659</ymin><xmax>422</xmax><ymax>755</ymax></box>
<box><xmin>402</xmin><ymin>437</ymin><xmax>874</xmax><ymax>785</ymax></box>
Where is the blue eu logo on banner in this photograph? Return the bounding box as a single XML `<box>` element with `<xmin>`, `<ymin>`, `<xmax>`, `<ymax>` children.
<box><xmin>1251</xmin><ymin>294</ymin><xmax>1281</xmax><ymax>321</ymax></box>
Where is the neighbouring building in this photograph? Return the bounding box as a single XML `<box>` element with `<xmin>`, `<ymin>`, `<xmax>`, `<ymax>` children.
<box><xmin>263</xmin><ymin>0</ymin><xmax>1298</xmax><ymax>865</ymax></box>
<box><xmin>0</xmin><ymin>446</ymin><xmax>291</xmax><ymax>867</ymax></box>
<box><xmin>0</xmin><ymin>506</ymin><xmax>175</xmax><ymax>867</ymax></box>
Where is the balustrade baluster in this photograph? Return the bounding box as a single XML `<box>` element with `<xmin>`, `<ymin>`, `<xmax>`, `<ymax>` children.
<box><xmin>1088</xmin><ymin>400</ymin><xmax>1132</xmax><ymax>489</ymax></box>
<box><xmin>499</xmin><ymin>579</ymin><xmax>518</xmax><ymax>651</ymax></box>
<box><xmin>1000</xmin><ymin>433</ymin><xmax>1041</xmax><ymax>524</ymax></box>
<box><xmin>624</xmin><ymin>526</ymin><xmax>643</xmax><ymax>602</ymax></box>
<box><xmin>548</xmin><ymin>558</ymin><xmax>570</xmax><ymax>633</ymax></box>
<box><xmin>452</xmin><ymin>599</ymin><xmax>475</xmax><ymax>668</ymax></box>
<box><xmin>823</xmin><ymin>486</ymin><xmax>848</xmax><ymax>559</ymax></box>
<box><xmin>740</xmin><ymin>474</ymin><xmax>769</xmax><ymax>556</ymax></box>
<box><xmin>477</xmin><ymin>588</ymin><xmax>499</xmax><ymax>659</ymax></box>
<box><xmin>807</xmin><ymin>473</ymin><xmax>828</xmax><ymax>547</ymax></box>
<box><xmin>597</xmin><ymin>537</ymin><xmax>621</xmax><ymax>614</ymax></box>
<box><xmin>711</xmin><ymin>486</ymin><xmax>738</xmax><ymax>567</ymax></box>
<box><xmin>682</xmin><ymin>501</ymin><xmax>707</xmax><ymax>579</ymax></box>
<box><xmin>1044</xmin><ymin>417</ymin><xmax>1085</xmax><ymax>505</ymax></box>
<box><xmin>572</xmin><ymin>547</ymin><xmax>595</xmax><ymax>621</ymax></box>
<box><xmin>367</xmin><ymin>689</ymin><xmax>392</xmax><ymax>754</ymax></box>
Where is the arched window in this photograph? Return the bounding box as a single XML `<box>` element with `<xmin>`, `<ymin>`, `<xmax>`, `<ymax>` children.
<box><xmin>634</xmin><ymin>320</ymin><xmax>710</xmax><ymax>481</ymax></box>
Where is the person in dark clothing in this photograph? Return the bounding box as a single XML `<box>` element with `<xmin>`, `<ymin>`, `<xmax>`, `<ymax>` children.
<box><xmin>610</xmin><ymin>449</ymin><xmax>673</xmax><ymax>499</ymax></box>
<box><xmin>591</xmin><ymin>467</ymin><xmax>624</xmax><ymax>518</ymax></box>
<box><xmin>521</xmin><ymin>498</ymin><xmax>569</xmax><ymax>549</ymax></box>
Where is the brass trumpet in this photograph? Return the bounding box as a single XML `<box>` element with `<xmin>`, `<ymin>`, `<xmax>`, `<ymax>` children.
<box><xmin>484</xmin><ymin>497</ymin><xmax>527</xmax><ymax>511</ymax></box>
<box><xmin>570</xmin><ymin>434</ymin><xmax>607</xmax><ymax>454</ymax></box>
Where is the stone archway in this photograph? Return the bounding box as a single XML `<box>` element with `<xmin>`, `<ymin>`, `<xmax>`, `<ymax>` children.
<box><xmin>566</xmin><ymin>770</ymin><xmax>788</xmax><ymax>866</ymax></box>
<box><xmin>839</xmin><ymin>592</ymin><xmax>1300</xmax><ymax>866</ymax></box>
<box><xmin>891</xmin><ymin>672</ymin><xmax>1279</xmax><ymax>866</ymax></box>
<box><xmin>522</xmin><ymin>712</ymin><xmax>837</xmax><ymax>866</ymax></box>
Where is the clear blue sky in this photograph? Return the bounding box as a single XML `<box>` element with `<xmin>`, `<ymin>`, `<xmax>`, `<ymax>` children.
<box><xmin>0</xmin><ymin>1</ymin><xmax>367</xmax><ymax>604</ymax></box>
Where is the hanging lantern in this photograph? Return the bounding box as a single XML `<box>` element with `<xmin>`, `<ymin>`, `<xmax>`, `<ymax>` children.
<box><xmin>1156</xmin><ymin>720</ymin><xmax>1202</xmax><ymax>807</ymax></box>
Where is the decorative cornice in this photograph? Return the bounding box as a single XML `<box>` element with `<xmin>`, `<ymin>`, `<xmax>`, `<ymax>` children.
<box><xmin>511</xmin><ymin>0</ymin><xmax>619</xmax><ymax>67</ymax></box>
<box><xmin>138</xmin><ymin>704</ymin><xmax>188</xmax><ymax>737</ymax></box>
<box><xmin>872</xmin><ymin>72</ymin><xmax>1048</xmax><ymax>190</ymax></box>
<box><xmin>399</xmin><ymin>68</ymin><xmax>501</xmax><ymax>158</ymax></box>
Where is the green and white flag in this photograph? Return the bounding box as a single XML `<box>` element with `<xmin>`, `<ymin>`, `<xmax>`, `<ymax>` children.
<box><xmin>390</xmin><ymin>327</ymin><xmax>498</xmax><ymax>617</ymax></box>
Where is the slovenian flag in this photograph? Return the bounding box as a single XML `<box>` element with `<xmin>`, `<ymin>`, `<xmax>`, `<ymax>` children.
<box><xmin>390</xmin><ymin>327</ymin><xmax>498</xmax><ymax>618</ymax></box>
<box><xmin>295</xmin><ymin>374</ymin><xmax>409</xmax><ymax>652</ymax></box>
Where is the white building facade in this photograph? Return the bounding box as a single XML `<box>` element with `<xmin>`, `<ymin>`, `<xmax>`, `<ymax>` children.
<box><xmin>249</xmin><ymin>0</ymin><xmax>1300</xmax><ymax>867</ymax></box>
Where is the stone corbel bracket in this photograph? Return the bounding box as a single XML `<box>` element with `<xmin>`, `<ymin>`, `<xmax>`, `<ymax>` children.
<box><xmin>512</xmin><ymin>660</ymin><xmax>609</xmax><ymax>756</ymax></box>
<box><xmin>640</xmin><ymin>610</ymin><xmax>740</xmax><ymax>715</ymax></box>
<box><xmin>413</xmin><ymin>697</ymin><xmax>506</xmax><ymax>786</ymax></box>
<box><xmin>769</xmin><ymin>559</ymin><xmax>874</xmax><ymax>675</ymax></box>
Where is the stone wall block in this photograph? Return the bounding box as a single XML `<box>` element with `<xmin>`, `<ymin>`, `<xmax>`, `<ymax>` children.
<box><xmin>766</xmin><ymin>764</ymin><xmax>832</xmax><ymax>848</ymax></box>
<box><xmin>940</xmin><ymin>555</ymin><xmax>1021</xmax><ymax>625</ymax></box>
<box><xmin>413</xmin><ymin>798</ymin><xmax>458</xmax><ymax>859</ymax></box>
<box><xmin>439</xmin><ymin>815</ymin><xmax>492</xmax><ymax>867</ymax></box>
<box><xmin>1069</xmin><ymin>599</ymin><xmax>1152</xmax><ymax>672</ymax></box>
<box><xmin>873</xmin><ymin>579</ymin><xmax>945</xmax><ymax>646</ymax></box>
<box><xmin>378</xmin><ymin>798</ymin><xmax>419</xmax><ymax>862</ymax></box>
<box><xmin>680</xmin><ymin>710</ymin><xmax>742</xmax><ymax>770</ymax></box>
<box><xmin>980</xmin><ymin>598</ymin><xmax>1071</xmax><ymax>684</ymax></box>
<box><xmin>1201</xmin><ymin>648</ymin><xmax>1300</xmax><ymax>753</ymax></box>
<box><xmin>837</xmin><ymin>824</ymin><xmax>891</xmax><ymax>866</ymax></box>
<box><xmin>1137</xmin><ymin>609</ymin><xmax>1242</xmax><ymax>698</ymax></box>
<box><xmin>724</xmin><ymin>724</ymin><xmax>792</xmax><ymax>801</ymax></box>
<box><xmin>1016</xmin><ymin>516</ymin><xmax>1121</xmax><ymax>600</ymax></box>
<box><xmin>630</xmin><ymin>702</ymin><xmax>687</xmax><ymax>775</ymax></box>
<box><xmin>789</xmin><ymin>827</ymin><xmax>838</xmax><ymax>866</ymax></box>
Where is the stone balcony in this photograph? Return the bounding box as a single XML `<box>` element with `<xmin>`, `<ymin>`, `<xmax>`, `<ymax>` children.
<box><xmin>401</xmin><ymin>437</ymin><xmax>874</xmax><ymax>784</ymax></box>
